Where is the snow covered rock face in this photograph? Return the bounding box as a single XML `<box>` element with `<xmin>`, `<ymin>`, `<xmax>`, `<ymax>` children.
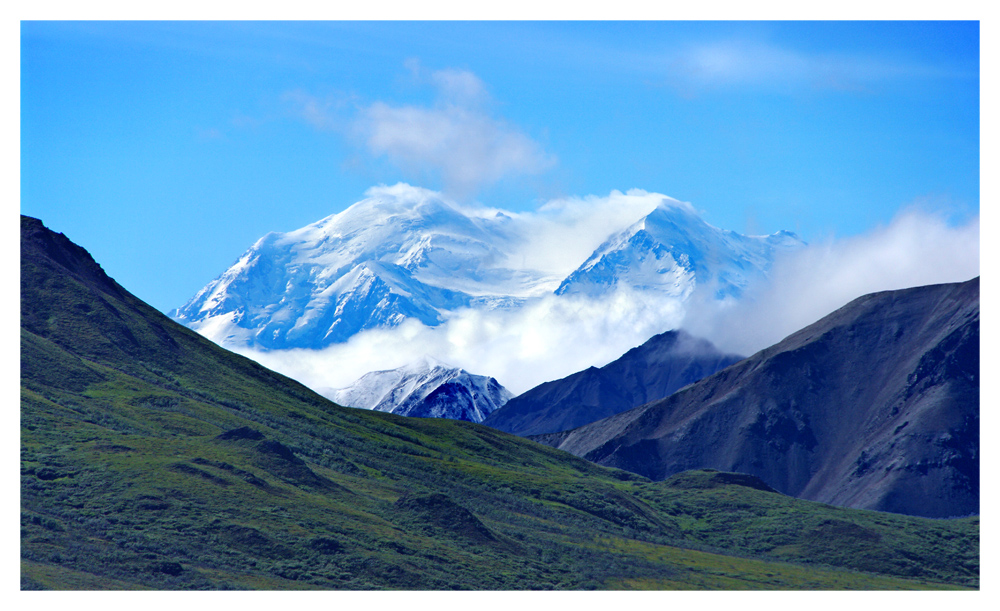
<box><xmin>327</xmin><ymin>357</ymin><xmax>513</xmax><ymax>423</ymax></box>
<box><xmin>172</xmin><ymin>184</ymin><xmax>803</xmax><ymax>352</ymax></box>
<box><xmin>556</xmin><ymin>201</ymin><xmax>802</xmax><ymax>300</ymax></box>
<box><xmin>171</xmin><ymin>185</ymin><xmax>542</xmax><ymax>350</ymax></box>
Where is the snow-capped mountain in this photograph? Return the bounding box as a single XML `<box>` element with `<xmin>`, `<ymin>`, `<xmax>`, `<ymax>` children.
<box><xmin>556</xmin><ymin>199</ymin><xmax>803</xmax><ymax>300</ymax></box>
<box><xmin>172</xmin><ymin>184</ymin><xmax>560</xmax><ymax>350</ymax></box>
<box><xmin>172</xmin><ymin>184</ymin><xmax>803</xmax><ymax>354</ymax></box>
<box><xmin>326</xmin><ymin>356</ymin><xmax>512</xmax><ymax>423</ymax></box>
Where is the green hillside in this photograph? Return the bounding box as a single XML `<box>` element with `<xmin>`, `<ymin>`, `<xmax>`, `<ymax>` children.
<box><xmin>20</xmin><ymin>216</ymin><xmax>978</xmax><ymax>590</ymax></box>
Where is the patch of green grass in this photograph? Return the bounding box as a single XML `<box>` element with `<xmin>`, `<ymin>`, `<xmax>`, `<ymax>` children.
<box><xmin>594</xmin><ymin>537</ymin><xmax>967</xmax><ymax>590</ymax></box>
<box><xmin>630</xmin><ymin>475</ymin><xmax>979</xmax><ymax>586</ymax></box>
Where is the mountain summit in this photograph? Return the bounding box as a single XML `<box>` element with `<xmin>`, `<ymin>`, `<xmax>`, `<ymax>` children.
<box><xmin>327</xmin><ymin>357</ymin><xmax>512</xmax><ymax>423</ymax></box>
<box><xmin>556</xmin><ymin>200</ymin><xmax>802</xmax><ymax>299</ymax></box>
<box><xmin>171</xmin><ymin>184</ymin><xmax>541</xmax><ymax>350</ymax></box>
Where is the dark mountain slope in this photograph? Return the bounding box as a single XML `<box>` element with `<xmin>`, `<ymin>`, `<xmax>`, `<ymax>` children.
<box><xmin>20</xmin><ymin>215</ymin><xmax>329</xmax><ymax>413</ymax></box>
<box><xmin>20</xmin><ymin>215</ymin><xmax>978</xmax><ymax>589</ymax></box>
<box><xmin>534</xmin><ymin>278</ymin><xmax>979</xmax><ymax>519</ymax></box>
<box><xmin>484</xmin><ymin>330</ymin><xmax>742</xmax><ymax>436</ymax></box>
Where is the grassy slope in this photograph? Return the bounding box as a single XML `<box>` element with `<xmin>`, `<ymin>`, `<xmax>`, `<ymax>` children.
<box><xmin>20</xmin><ymin>216</ymin><xmax>978</xmax><ymax>590</ymax></box>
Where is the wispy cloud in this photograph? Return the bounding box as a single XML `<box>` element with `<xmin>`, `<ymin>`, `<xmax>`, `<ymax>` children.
<box><xmin>282</xmin><ymin>89</ymin><xmax>346</xmax><ymax>131</ymax></box>
<box><xmin>423</xmin><ymin>63</ymin><xmax>489</xmax><ymax>106</ymax></box>
<box><xmin>664</xmin><ymin>40</ymin><xmax>960</xmax><ymax>94</ymax></box>
<box><xmin>487</xmin><ymin>189</ymin><xmax>675</xmax><ymax>276</ymax></box>
<box><xmin>283</xmin><ymin>63</ymin><xmax>554</xmax><ymax>199</ymax></box>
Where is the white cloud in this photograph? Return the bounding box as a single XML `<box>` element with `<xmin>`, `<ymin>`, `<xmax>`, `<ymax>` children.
<box><xmin>281</xmin><ymin>89</ymin><xmax>344</xmax><ymax>130</ymax></box>
<box><xmin>284</xmin><ymin>65</ymin><xmax>554</xmax><ymax>199</ymax></box>
<box><xmin>681</xmin><ymin>207</ymin><xmax>980</xmax><ymax>356</ymax></box>
<box><xmin>429</xmin><ymin>67</ymin><xmax>489</xmax><ymax>106</ymax></box>
<box><xmin>355</xmin><ymin>101</ymin><xmax>552</xmax><ymax>198</ymax></box>
<box><xmin>456</xmin><ymin>188</ymin><xmax>675</xmax><ymax>277</ymax></box>
<box><xmin>234</xmin><ymin>287</ymin><xmax>686</xmax><ymax>397</ymax></box>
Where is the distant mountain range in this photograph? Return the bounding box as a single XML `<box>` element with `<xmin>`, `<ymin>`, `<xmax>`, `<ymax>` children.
<box><xmin>171</xmin><ymin>184</ymin><xmax>802</xmax><ymax>352</ymax></box>
<box><xmin>326</xmin><ymin>356</ymin><xmax>512</xmax><ymax>423</ymax></box>
<box><xmin>533</xmin><ymin>278</ymin><xmax>979</xmax><ymax>519</ymax></box>
<box><xmin>484</xmin><ymin>330</ymin><xmax>743</xmax><ymax>436</ymax></box>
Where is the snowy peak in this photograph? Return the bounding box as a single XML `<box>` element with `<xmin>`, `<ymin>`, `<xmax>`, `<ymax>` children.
<box><xmin>172</xmin><ymin>184</ymin><xmax>544</xmax><ymax>350</ymax></box>
<box><xmin>327</xmin><ymin>357</ymin><xmax>512</xmax><ymax>423</ymax></box>
<box><xmin>556</xmin><ymin>200</ymin><xmax>803</xmax><ymax>299</ymax></box>
<box><xmin>262</xmin><ymin>185</ymin><xmax>505</xmax><ymax>286</ymax></box>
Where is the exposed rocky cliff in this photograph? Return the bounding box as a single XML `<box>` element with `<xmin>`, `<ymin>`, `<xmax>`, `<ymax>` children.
<box><xmin>533</xmin><ymin>278</ymin><xmax>979</xmax><ymax>518</ymax></box>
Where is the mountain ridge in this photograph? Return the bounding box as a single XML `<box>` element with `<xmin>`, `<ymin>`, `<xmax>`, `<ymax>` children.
<box><xmin>533</xmin><ymin>277</ymin><xmax>980</xmax><ymax>519</ymax></box>
<box><xmin>171</xmin><ymin>185</ymin><xmax>545</xmax><ymax>350</ymax></box>
<box><xmin>484</xmin><ymin>329</ymin><xmax>743</xmax><ymax>436</ymax></box>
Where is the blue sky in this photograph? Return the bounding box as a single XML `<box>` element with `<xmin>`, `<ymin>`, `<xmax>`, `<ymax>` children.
<box><xmin>20</xmin><ymin>20</ymin><xmax>979</xmax><ymax>313</ymax></box>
